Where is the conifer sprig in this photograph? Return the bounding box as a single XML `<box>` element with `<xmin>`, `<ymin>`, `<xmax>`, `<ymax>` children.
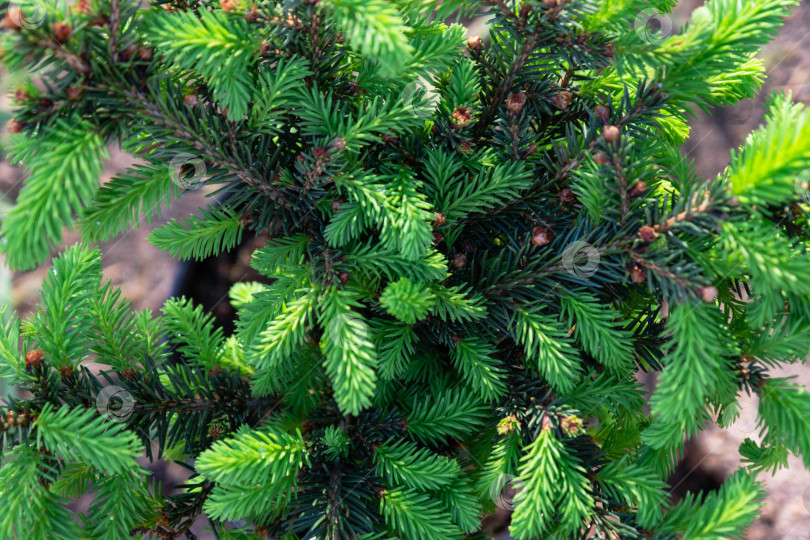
<box><xmin>0</xmin><ymin>0</ymin><xmax>808</xmax><ymax>538</ymax></box>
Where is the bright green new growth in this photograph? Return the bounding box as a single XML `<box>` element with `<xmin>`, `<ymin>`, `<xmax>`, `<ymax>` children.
<box><xmin>1</xmin><ymin>0</ymin><xmax>810</xmax><ymax>538</ymax></box>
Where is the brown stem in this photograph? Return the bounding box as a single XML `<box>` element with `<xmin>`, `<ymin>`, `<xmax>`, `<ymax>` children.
<box><xmin>655</xmin><ymin>190</ymin><xmax>713</xmax><ymax>233</ymax></box>
<box><xmin>126</xmin><ymin>91</ymin><xmax>288</xmax><ymax>202</ymax></box>
<box><xmin>36</xmin><ymin>39</ymin><xmax>90</xmax><ymax>74</ymax></box>
<box><xmin>474</xmin><ymin>31</ymin><xmax>539</xmax><ymax>137</ymax></box>
<box><xmin>615</xmin><ymin>155</ymin><xmax>629</xmax><ymax>222</ymax></box>
<box><xmin>108</xmin><ymin>0</ymin><xmax>120</xmax><ymax>61</ymax></box>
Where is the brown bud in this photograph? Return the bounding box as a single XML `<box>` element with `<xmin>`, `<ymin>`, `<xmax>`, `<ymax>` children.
<box><xmin>208</xmin><ymin>365</ymin><xmax>223</xmax><ymax>378</ymax></box>
<box><xmin>467</xmin><ymin>35</ymin><xmax>483</xmax><ymax>53</ymax></box>
<box><xmin>13</xmin><ymin>88</ymin><xmax>30</xmax><ymax>103</ymax></box>
<box><xmin>220</xmin><ymin>0</ymin><xmax>240</xmax><ymax>11</ymax></box>
<box><xmin>3</xmin><ymin>8</ymin><xmax>23</xmax><ymax>30</ymax></box>
<box><xmin>497</xmin><ymin>415</ymin><xmax>521</xmax><ymax>435</ymax></box>
<box><xmin>137</xmin><ymin>46</ymin><xmax>153</xmax><ymax>61</ymax></box>
<box><xmin>433</xmin><ymin>231</ymin><xmax>444</xmax><ymax>244</ymax></box>
<box><xmin>59</xmin><ymin>365</ymin><xmax>74</xmax><ymax>379</ymax></box>
<box><xmin>17</xmin><ymin>413</ymin><xmax>28</xmax><ymax>427</ymax></box>
<box><xmin>88</xmin><ymin>14</ymin><xmax>108</xmax><ymax>27</ymax></box>
<box><xmin>331</xmin><ymin>199</ymin><xmax>344</xmax><ymax>212</ymax></box>
<box><xmin>335</xmin><ymin>32</ymin><xmax>345</xmax><ymax>44</ymax></box>
<box><xmin>561</xmin><ymin>415</ymin><xmax>583</xmax><ymax>436</ymax></box>
<box><xmin>338</xmin><ymin>272</ymin><xmax>350</xmax><ymax>284</ymax></box>
<box><xmin>313</xmin><ymin>146</ymin><xmax>327</xmax><ymax>159</ymax></box>
<box><xmin>452</xmin><ymin>106</ymin><xmax>472</xmax><ymax>126</ymax></box>
<box><xmin>5</xmin><ymin>119</ymin><xmax>24</xmax><ymax>134</ymax></box>
<box><xmin>631</xmin><ymin>263</ymin><xmax>646</xmax><ymax>284</ymax></box>
<box><xmin>121</xmin><ymin>367</ymin><xmax>137</xmax><ymax>380</ymax></box>
<box><xmin>52</xmin><ymin>22</ymin><xmax>72</xmax><ymax>43</ymax></box>
<box><xmin>507</xmin><ymin>92</ymin><xmax>527</xmax><ymax>115</ymax></box>
<box><xmin>183</xmin><ymin>93</ymin><xmax>199</xmax><ymax>107</ymax></box>
<box><xmin>638</xmin><ymin>225</ymin><xmax>658</xmax><ymax>242</ymax></box>
<box><xmin>330</xmin><ymin>137</ymin><xmax>346</xmax><ymax>151</ymax></box>
<box><xmin>259</xmin><ymin>40</ymin><xmax>271</xmax><ymax>57</ymax></box>
<box><xmin>74</xmin><ymin>0</ymin><xmax>93</xmax><ymax>15</ymax></box>
<box><xmin>594</xmin><ymin>105</ymin><xmax>610</xmax><ymax>123</ymax></box>
<box><xmin>531</xmin><ymin>226</ymin><xmax>553</xmax><ymax>247</ymax></box>
<box><xmin>541</xmin><ymin>415</ymin><xmax>553</xmax><ymax>432</ymax></box>
<box><xmin>701</xmin><ymin>285</ymin><xmax>718</xmax><ymax>303</ymax></box>
<box><xmin>593</xmin><ymin>152</ymin><xmax>610</xmax><ymax>165</ymax></box>
<box><xmin>434</xmin><ymin>212</ymin><xmax>446</xmax><ymax>226</ymax></box>
<box><xmin>381</xmin><ymin>133</ymin><xmax>398</xmax><ymax>144</ymax></box>
<box><xmin>25</xmin><ymin>349</ymin><xmax>45</xmax><ymax>370</ymax></box>
<box><xmin>550</xmin><ymin>90</ymin><xmax>573</xmax><ymax>110</ymax></box>
<box><xmin>453</xmin><ymin>253</ymin><xmax>467</xmax><ymax>269</ymax></box>
<box><xmin>559</xmin><ymin>188</ymin><xmax>576</xmax><ymax>203</ymax></box>
<box><xmin>629</xmin><ymin>181</ymin><xmax>648</xmax><ymax>198</ymax></box>
<box><xmin>602</xmin><ymin>124</ymin><xmax>620</xmax><ymax>143</ymax></box>
<box><xmin>121</xmin><ymin>43</ymin><xmax>138</xmax><ymax>60</ymax></box>
<box><xmin>209</xmin><ymin>422</ymin><xmax>225</xmax><ymax>439</ymax></box>
<box><xmin>460</xmin><ymin>140</ymin><xmax>472</xmax><ymax>153</ymax></box>
<box><xmin>66</xmin><ymin>85</ymin><xmax>83</xmax><ymax>100</ymax></box>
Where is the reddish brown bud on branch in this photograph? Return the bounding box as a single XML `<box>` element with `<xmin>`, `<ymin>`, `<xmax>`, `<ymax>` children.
<box><xmin>602</xmin><ymin>124</ymin><xmax>620</xmax><ymax>143</ymax></box>
<box><xmin>531</xmin><ymin>226</ymin><xmax>553</xmax><ymax>247</ymax></box>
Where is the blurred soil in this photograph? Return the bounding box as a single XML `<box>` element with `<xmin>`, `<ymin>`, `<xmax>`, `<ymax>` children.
<box><xmin>673</xmin><ymin>1</ymin><xmax>810</xmax><ymax>538</ymax></box>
